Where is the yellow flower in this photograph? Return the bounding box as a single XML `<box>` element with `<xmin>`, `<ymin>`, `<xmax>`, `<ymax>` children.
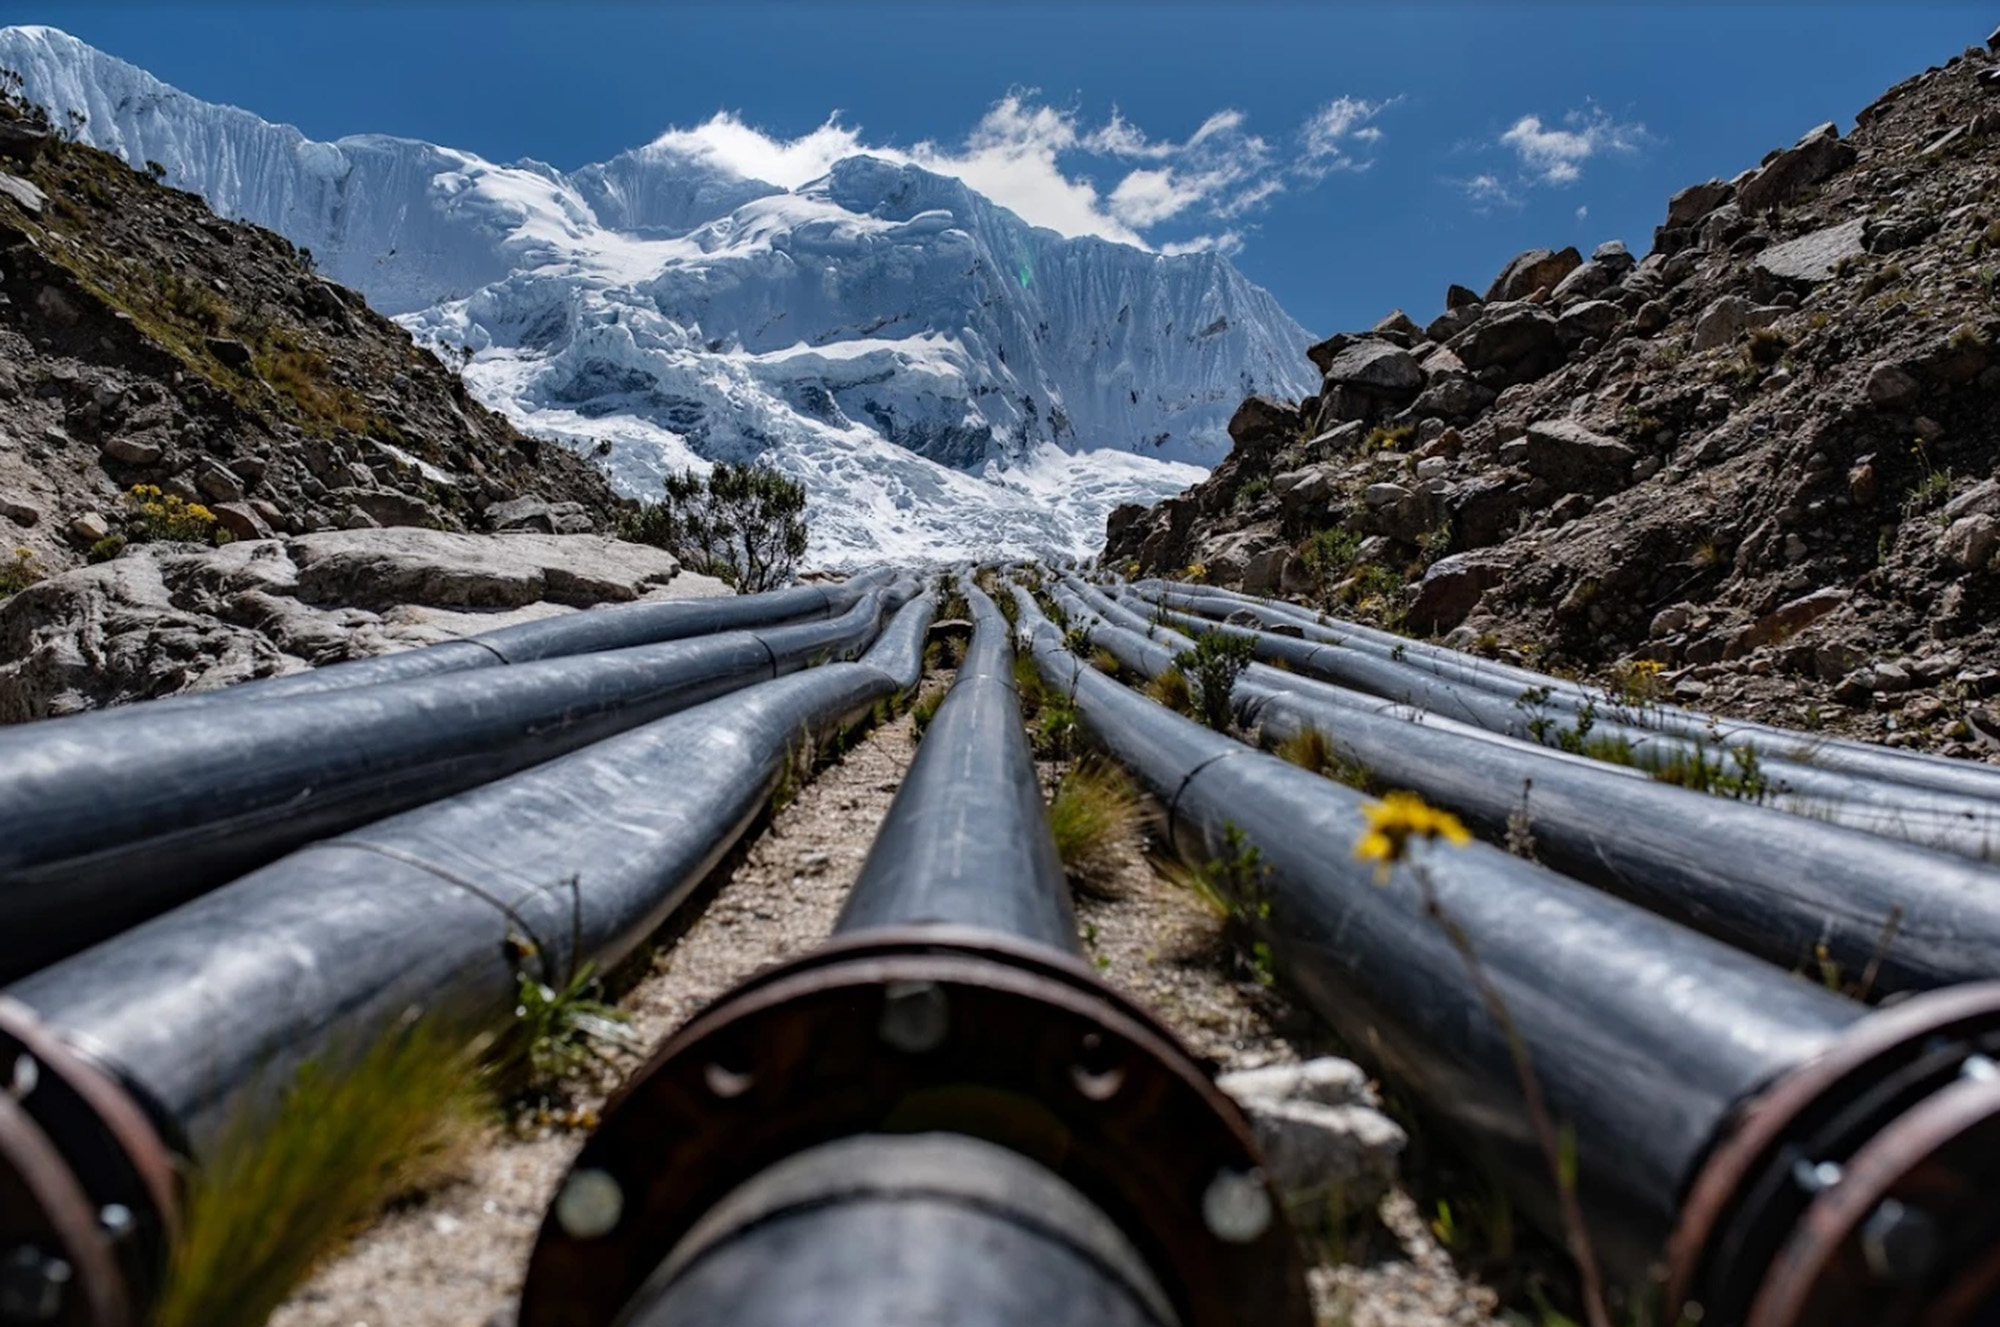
<box><xmin>1354</xmin><ymin>791</ymin><xmax>1471</xmax><ymax>880</ymax></box>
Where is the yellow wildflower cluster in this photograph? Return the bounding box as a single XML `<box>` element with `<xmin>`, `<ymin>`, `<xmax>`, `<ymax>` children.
<box><xmin>1354</xmin><ymin>791</ymin><xmax>1472</xmax><ymax>880</ymax></box>
<box><xmin>126</xmin><ymin>484</ymin><xmax>228</xmax><ymax>545</ymax></box>
<box><xmin>1183</xmin><ymin>562</ymin><xmax>1209</xmax><ymax>583</ymax></box>
<box><xmin>1611</xmin><ymin>657</ymin><xmax>1665</xmax><ymax>704</ymax></box>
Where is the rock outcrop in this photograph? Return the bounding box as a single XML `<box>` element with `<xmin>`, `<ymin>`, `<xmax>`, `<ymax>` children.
<box><xmin>0</xmin><ymin>529</ymin><xmax>724</xmax><ymax>721</ymax></box>
<box><xmin>1106</xmin><ymin>37</ymin><xmax>2000</xmax><ymax>757</ymax></box>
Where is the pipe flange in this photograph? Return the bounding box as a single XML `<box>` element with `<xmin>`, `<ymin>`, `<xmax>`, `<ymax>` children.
<box><xmin>0</xmin><ymin>1000</ymin><xmax>180</xmax><ymax>1327</ymax></box>
<box><xmin>1668</xmin><ymin>982</ymin><xmax>2000</xmax><ymax>1324</ymax></box>
<box><xmin>1746</xmin><ymin>1074</ymin><xmax>2000</xmax><ymax>1327</ymax></box>
<box><xmin>519</xmin><ymin>930</ymin><xmax>1310</xmax><ymax>1327</ymax></box>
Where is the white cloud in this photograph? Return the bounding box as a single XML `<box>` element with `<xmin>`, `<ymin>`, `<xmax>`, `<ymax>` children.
<box><xmin>1299</xmin><ymin>95</ymin><xmax>1395</xmax><ymax>177</ymax></box>
<box><xmin>1497</xmin><ymin>105</ymin><xmax>1647</xmax><ymax>186</ymax></box>
<box><xmin>1576</xmin><ymin>204</ymin><xmax>1589</xmax><ymax>221</ymax></box>
<box><xmin>642</xmin><ymin>89</ymin><xmax>1394</xmax><ymax>255</ymax></box>
<box><xmin>1462</xmin><ymin>173</ymin><xmax>1520</xmax><ymax>210</ymax></box>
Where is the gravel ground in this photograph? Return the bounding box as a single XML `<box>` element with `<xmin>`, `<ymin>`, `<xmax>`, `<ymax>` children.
<box><xmin>274</xmin><ymin>668</ymin><xmax>1495</xmax><ymax>1327</ymax></box>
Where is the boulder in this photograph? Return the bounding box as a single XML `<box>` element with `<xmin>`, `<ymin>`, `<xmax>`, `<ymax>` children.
<box><xmin>1666</xmin><ymin>179</ymin><xmax>1733</xmax><ymax>228</ymax></box>
<box><xmin>1322</xmin><ymin>341</ymin><xmax>1423</xmax><ymax>397</ymax></box>
<box><xmin>288</xmin><ymin>528</ymin><xmax>685</xmax><ymax>610</ymax></box>
<box><xmin>1591</xmin><ymin>239</ymin><xmax>1636</xmax><ymax>269</ymax></box>
<box><xmin>1691</xmin><ymin>295</ymin><xmax>1784</xmax><ymax>352</ymax></box>
<box><xmin>1424</xmin><ymin>304</ymin><xmax>1482</xmax><ymax>344</ymax></box>
<box><xmin>1485</xmin><ymin>247</ymin><xmax>1583</xmax><ymax>303</ymax></box>
<box><xmin>1753</xmin><ymin>219</ymin><xmax>1868</xmax><ymax>283</ymax></box>
<box><xmin>487</xmin><ymin>495</ymin><xmax>560</xmax><ymax>532</ymax></box>
<box><xmin>1450</xmin><ymin>304</ymin><xmax>1563</xmax><ymax>378</ymax></box>
<box><xmin>210</xmin><ymin>502</ymin><xmax>273</xmax><ymax>542</ymax></box>
<box><xmin>1864</xmin><ymin>361</ymin><xmax>1921</xmax><ymax>406</ymax></box>
<box><xmin>1217</xmin><ymin>1058</ymin><xmax>1403</xmax><ymax>1216</ymax></box>
<box><xmin>1523</xmin><ymin>419</ymin><xmax>1637</xmax><ymax>492</ymax></box>
<box><xmin>1549</xmin><ymin>260</ymin><xmax>1618</xmax><ymax>304</ymax></box>
<box><xmin>1631</xmin><ymin>300</ymin><xmax>1672</xmax><ymax>335</ymax></box>
<box><xmin>101</xmin><ymin>436</ymin><xmax>164</xmax><ymax>466</ymax></box>
<box><xmin>1226</xmin><ymin>395</ymin><xmax>1304</xmax><ymax>452</ymax></box>
<box><xmin>1272</xmin><ymin>466</ymin><xmax>1334</xmax><ymax>519</ymax></box>
<box><xmin>1557</xmin><ymin>299</ymin><xmax>1624</xmax><ymax>344</ymax></box>
<box><xmin>1736</xmin><ymin>123</ymin><xmax>1856</xmax><ymax>212</ymax></box>
<box><xmin>204</xmin><ymin>337</ymin><xmax>254</xmax><ymax>370</ymax></box>
<box><xmin>1941</xmin><ymin>514</ymin><xmax>1999</xmax><ymax>572</ymax></box>
<box><xmin>1445</xmin><ymin>284</ymin><xmax>1482</xmax><ymax>310</ymax></box>
<box><xmin>1729</xmin><ymin>588</ymin><xmax>1849</xmax><ymax>656</ymax></box>
<box><xmin>1408</xmin><ymin>552</ymin><xmax>1511</xmax><ymax>631</ymax></box>
<box><xmin>1941</xmin><ymin>479</ymin><xmax>2000</xmax><ymax>523</ymax></box>
<box><xmin>0</xmin><ymin>172</ymin><xmax>45</xmax><ymax>215</ymax></box>
<box><xmin>1</xmin><ymin>496</ymin><xmax>40</xmax><ymax>527</ymax></box>
<box><xmin>68</xmin><ymin>512</ymin><xmax>110</xmax><ymax>543</ymax></box>
<box><xmin>1413</xmin><ymin>376</ymin><xmax>1482</xmax><ymax>418</ymax></box>
<box><xmin>1372</xmin><ymin>309</ymin><xmax>1425</xmax><ymax>343</ymax></box>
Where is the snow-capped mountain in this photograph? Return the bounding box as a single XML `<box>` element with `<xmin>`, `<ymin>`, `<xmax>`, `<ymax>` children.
<box><xmin>0</xmin><ymin>26</ymin><xmax>1314</xmax><ymax>561</ymax></box>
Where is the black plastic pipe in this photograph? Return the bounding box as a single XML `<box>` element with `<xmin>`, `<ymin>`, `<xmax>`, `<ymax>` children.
<box><xmin>519</xmin><ymin>581</ymin><xmax>1310</xmax><ymax>1327</ymax></box>
<box><xmin>1055</xmin><ymin>585</ymin><xmax>2000</xmax><ymax>997</ymax></box>
<box><xmin>1011</xmin><ymin>584</ymin><xmax>2000</xmax><ymax>1324</ymax></box>
<box><xmin>3</xmin><ymin>589</ymin><xmax>932</xmax><ymax>1278</ymax></box>
<box><xmin>834</xmin><ymin>582</ymin><xmax>1076</xmax><ymax>950</ymax></box>
<box><xmin>1124</xmin><ymin>591</ymin><xmax>2000</xmax><ymax>860</ymax></box>
<box><xmin>0</xmin><ymin>588</ymin><xmax>903</xmax><ymax>982</ymax></box>
<box><xmin>1135</xmin><ymin>579</ymin><xmax>2000</xmax><ymax>805</ymax></box>
<box><xmin>114</xmin><ymin>568</ymin><xmax>899</xmax><ymax>715</ymax></box>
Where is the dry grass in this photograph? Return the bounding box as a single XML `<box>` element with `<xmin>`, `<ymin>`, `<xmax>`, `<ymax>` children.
<box><xmin>1048</xmin><ymin>759</ymin><xmax>1142</xmax><ymax>898</ymax></box>
<box><xmin>1145</xmin><ymin>664</ymin><xmax>1195</xmax><ymax>717</ymax></box>
<box><xmin>157</xmin><ymin>1019</ymin><xmax>489</xmax><ymax>1327</ymax></box>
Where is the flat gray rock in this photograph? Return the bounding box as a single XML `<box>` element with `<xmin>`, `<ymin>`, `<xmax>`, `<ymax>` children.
<box><xmin>1755</xmin><ymin>219</ymin><xmax>1868</xmax><ymax>283</ymax></box>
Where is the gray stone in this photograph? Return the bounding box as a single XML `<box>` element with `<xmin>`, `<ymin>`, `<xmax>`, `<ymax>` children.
<box><xmin>1524</xmin><ymin>419</ymin><xmax>1638</xmax><ymax>492</ymax></box>
<box><xmin>1217</xmin><ymin>1058</ymin><xmax>1403</xmax><ymax>1215</ymax></box>
<box><xmin>1412</xmin><ymin>376</ymin><xmax>1481</xmax><ymax>418</ymax></box>
<box><xmin>1</xmin><ymin>496</ymin><xmax>40</xmax><ymax>527</ymax></box>
<box><xmin>288</xmin><ymin>528</ymin><xmax>685</xmax><ymax>610</ymax></box>
<box><xmin>1272</xmin><ymin>467</ymin><xmax>1333</xmax><ymax>519</ymax></box>
<box><xmin>1550</xmin><ymin>260</ymin><xmax>1618</xmax><ymax>304</ymax></box>
<box><xmin>1227</xmin><ymin>395</ymin><xmax>1303</xmax><ymax>451</ymax></box>
<box><xmin>1736</xmin><ymin>123</ymin><xmax>1856</xmax><ymax>212</ymax></box>
<box><xmin>1557</xmin><ymin>299</ymin><xmax>1623</xmax><ymax>343</ymax></box>
<box><xmin>204</xmin><ymin>337</ymin><xmax>254</xmax><ymax>370</ymax></box>
<box><xmin>1591</xmin><ymin>239</ymin><xmax>1635</xmax><ymax>268</ymax></box>
<box><xmin>1666</xmin><ymin>179</ymin><xmax>1733</xmax><ymax>228</ymax></box>
<box><xmin>1632</xmin><ymin>300</ymin><xmax>1672</xmax><ymax>335</ymax></box>
<box><xmin>1419</xmin><ymin>346</ymin><xmax>1467</xmax><ymax>380</ymax></box>
<box><xmin>1941</xmin><ymin>479</ymin><xmax>2000</xmax><ymax>523</ymax></box>
<box><xmin>1450</xmin><ymin>304</ymin><xmax>1562</xmax><ymax>375</ymax></box>
<box><xmin>196</xmin><ymin>462</ymin><xmax>246</xmax><ymax>504</ymax></box>
<box><xmin>0</xmin><ymin>172</ymin><xmax>47</xmax><ymax>215</ymax></box>
<box><xmin>1372</xmin><ymin>309</ymin><xmax>1424</xmax><ymax>342</ymax></box>
<box><xmin>1485</xmin><ymin>247</ymin><xmax>1582</xmax><ymax>302</ymax></box>
<box><xmin>210</xmin><ymin>502</ymin><xmax>273</xmax><ymax>542</ymax></box>
<box><xmin>1941</xmin><ymin>514</ymin><xmax>1999</xmax><ymax>571</ymax></box>
<box><xmin>1445</xmin><ymin>284</ymin><xmax>1481</xmax><ymax>310</ymax></box>
<box><xmin>1409</xmin><ymin>552</ymin><xmax>1510</xmax><ymax>631</ymax></box>
<box><xmin>1323</xmin><ymin>340</ymin><xmax>1424</xmax><ymax>396</ymax></box>
<box><xmin>1753</xmin><ymin>219</ymin><xmax>1868</xmax><ymax>283</ymax></box>
<box><xmin>1363</xmin><ymin>482</ymin><xmax>1414</xmax><ymax>508</ymax></box>
<box><xmin>1425</xmin><ymin>304</ymin><xmax>1481</xmax><ymax>344</ymax></box>
<box><xmin>69</xmin><ymin>512</ymin><xmax>110</xmax><ymax>543</ymax></box>
<box><xmin>1864</xmin><ymin>361</ymin><xmax>1920</xmax><ymax>406</ymax></box>
<box><xmin>101</xmin><ymin>436</ymin><xmax>164</xmax><ymax>466</ymax></box>
<box><xmin>1691</xmin><ymin>295</ymin><xmax>1784</xmax><ymax>352</ymax></box>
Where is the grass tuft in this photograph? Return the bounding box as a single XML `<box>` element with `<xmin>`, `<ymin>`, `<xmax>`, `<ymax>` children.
<box><xmin>1048</xmin><ymin>760</ymin><xmax>1141</xmax><ymax>898</ymax></box>
<box><xmin>156</xmin><ymin>1019</ymin><xmax>487</xmax><ymax>1327</ymax></box>
<box><xmin>1145</xmin><ymin>664</ymin><xmax>1195</xmax><ymax>717</ymax></box>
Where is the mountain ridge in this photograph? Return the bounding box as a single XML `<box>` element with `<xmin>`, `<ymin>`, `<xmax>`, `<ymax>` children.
<box><xmin>0</xmin><ymin>25</ymin><xmax>1315</xmax><ymax>561</ymax></box>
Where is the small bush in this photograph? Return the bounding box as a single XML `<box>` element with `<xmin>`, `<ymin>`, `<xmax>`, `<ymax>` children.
<box><xmin>620</xmin><ymin>462</ymin><xmax>809</xmax><ymax>593</ymax></box>
<box><xmin>1744</xmin><ymin>326</ymin><xmax>1788</xmax><ymax>366</ymax></box>
<box><xmin>1173</xmin><ymin>631</ymin><xmax>1257</xmax><ymax>731</ymax></box>
<box><xmin>125</xmin><ymin>485</ymin><xmax>231</xmax><ymax>545</ymax></box>
<box><xmin>1146</xmin><ymin>664</ymin><xmax>1195</xmax><ymax>717</ymax></box>
<box><xmin>0</xmin><ymin>547</ymin><xmax>43</xmax><ymax>596</ymax></box>
<box><xmin>1300</xmin><ymin>526</ymin><xmax>1360</xmax><ymax>594</ymax></box>
<box><xmin>1048</xmin><ymin>760</ymin><xmax>1141</xmax><ymax>898</ymax></box>
<box><xmin>1233</xmin><ymin>477</ymin><xmax>1270</xmax><ymax>509</ymax></box>
<box><xmin>88</xmin><ymin>534</ymin><xmax>128</xmax><ymax>563</ymax></box>
<box><xmin>1363</xmin><ymin>423</ymin><xmax>1416</xmax><ymax>453</ymax></box>
<box><xmin>498</xmin><ymin>962</ymin><xmax>636</xmax><ymax>1094</ymax></box>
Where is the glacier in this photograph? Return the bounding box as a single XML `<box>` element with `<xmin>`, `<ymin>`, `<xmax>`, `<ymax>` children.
<box><xmin>0</xmin><ymin>25</ymin><xmax>1315</xmax><ymax>562</ymax></box>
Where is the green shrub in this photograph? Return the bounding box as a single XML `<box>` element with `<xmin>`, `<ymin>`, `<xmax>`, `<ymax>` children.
<box><xmin>0</xmin><ymin>547</ymin><xmax>43</xmax><ymax>596</ymax></box>
<box><xmin>1172</xmin><ymin>631</ymin><xmax>1256</xmax><ymax>731</ymax></box>
<box><xmin>620</xmin><ymin>462</ymin><xmax>808</xmax><ymax>592</ymax></box>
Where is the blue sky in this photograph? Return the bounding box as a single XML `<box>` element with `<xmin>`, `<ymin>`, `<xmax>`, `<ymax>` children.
<box><xmin>22</xmin><ymin>3</ymin><xmax>1993</xmax><ymax>335</ymax></box>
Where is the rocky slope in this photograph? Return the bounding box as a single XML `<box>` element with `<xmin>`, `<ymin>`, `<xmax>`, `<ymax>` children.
<box><xmin>0</xmin><ymin>90</ymin><xmax>729</xmax><ymax>720</ymax></box>
<box><xmin>0</xmin><ymin>25</ymin><xmax>1315</xmax><ymax>562</ymax></box>
<box><xmin>1107</xmin><ymin>34</ymin><xmax>2000</xmax><ymax>758</ymax></box>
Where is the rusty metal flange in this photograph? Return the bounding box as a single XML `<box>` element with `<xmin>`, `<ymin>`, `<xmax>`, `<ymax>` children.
<box><xmin>519</xmin><ymin>928</ymin><xmax>1312</xmax><ymax>1327</ymax></box>
<box><xmin>0</xmin><ymin>999</ymin><xmax>180</xmax><ymax>1327</ymax></box>
<box><xmin>1667</xmin><ymin>982</ymin><xmax>2000</xmax><ymax>1326</ymax></box>
<box><xmin>1746</xmin><ymin>1074</ymin><xmax>2000</xmax><ymax>1327</ymax></box>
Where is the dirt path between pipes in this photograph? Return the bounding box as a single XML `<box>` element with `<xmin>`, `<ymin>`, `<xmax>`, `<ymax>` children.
<box><xmin>274</xmin><ymin>670</ymin><xmax>1495</xmax><ymax>1327</ymax></box>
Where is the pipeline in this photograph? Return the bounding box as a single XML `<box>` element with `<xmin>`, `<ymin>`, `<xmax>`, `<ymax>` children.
<box><xmin>1012</xmin><ymin>583</ymin><xmax>2000</xmax><ymax>1327</ymax></box>
<box><xmin>0</xmin><ymin>586</ymin><xmax>905</xmax><ymax>982</ymax></box>
<box><xmin>109</xmin><ymin>567</ymin><xmax>900</xmax><ymax>716</ymax></box>
<box><xmin>519</xmin><ymin>582</ymin><xmax>1310</xmax><ymax>1327</ymax></box>
<box><xmin>1134</xmin><ymin>578</ymin><xmax>2000</xmax><ymax>806</ymax></box>
<box><xmin>1052</xmin><ymin>574</ymin><xmax>2000</xmax><ymax>995</ymax></box>
<box><xmin>1121</xmin><ymin>589</ymin><xmax>2000</xmax><ymax>861</ymax></box>
<box><xmin>0</xmin><ymin>591</ymin><xmax>935</xmax><ymax>1326</ymax></box>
